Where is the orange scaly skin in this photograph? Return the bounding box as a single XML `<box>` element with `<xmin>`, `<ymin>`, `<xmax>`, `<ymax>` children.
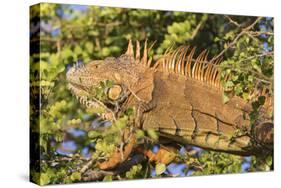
<box><xmin>67</xmin><ymin>40</ymin><xmax>273</xmax><ymax>163</ymax></box>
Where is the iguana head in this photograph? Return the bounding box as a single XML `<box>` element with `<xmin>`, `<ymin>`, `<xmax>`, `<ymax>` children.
<box><xmin>66</xmin><ymin>40</ymin><xmax>155</xmax><ymax>114</ymax></box>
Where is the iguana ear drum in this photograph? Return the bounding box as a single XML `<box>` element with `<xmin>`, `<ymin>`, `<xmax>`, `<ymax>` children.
<box><xmin>107</xmin><ymin>85</ymin><xmax>123</xmax><ymax>101</ymax></box>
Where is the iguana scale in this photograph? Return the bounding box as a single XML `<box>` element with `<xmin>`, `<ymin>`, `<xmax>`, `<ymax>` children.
<box><xmin>66</xmin><ymin>40</ymin><xmax>273</xmax><ymax>158</ymax></box>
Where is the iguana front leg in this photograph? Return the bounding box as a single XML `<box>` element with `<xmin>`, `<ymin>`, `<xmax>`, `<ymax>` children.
<box><xmin>98</xmin><ymin>128</ymin><xmax>136</xmax><ymax>170</ymax></box>
<box><xmin>135</xmin><ymin>101</ymin><xmax>157</xmax><ymax>128</ymax></box>
<box><xmin>97</xmin><ymin>100</ymin><xmax>156</xmax><ymax>170</ymax></box>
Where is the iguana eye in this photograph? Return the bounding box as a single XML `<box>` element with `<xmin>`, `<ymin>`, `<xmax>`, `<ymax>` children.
<box><xmin>107</xmin><ymin>85</ymin><xmax>123</xmax><ymax>101</ymax></box>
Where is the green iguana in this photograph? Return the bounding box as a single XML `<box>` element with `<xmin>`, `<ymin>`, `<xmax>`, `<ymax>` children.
<box><xmin>66</xmin><ymin>40</ymin><xmax>273</xmax><ymax>162</ymax></box>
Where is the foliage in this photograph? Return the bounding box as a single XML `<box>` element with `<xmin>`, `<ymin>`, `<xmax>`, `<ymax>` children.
<box><xmin>30</xmin><ymin>3</ymin><xmax>273</xmax><ymax>185</ymax></box>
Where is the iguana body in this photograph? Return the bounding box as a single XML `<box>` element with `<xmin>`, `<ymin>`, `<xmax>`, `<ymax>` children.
<box><xmin>67</xmin><ymin>40</ymin><xmax>273</xmax><ymax>157</ymax></box>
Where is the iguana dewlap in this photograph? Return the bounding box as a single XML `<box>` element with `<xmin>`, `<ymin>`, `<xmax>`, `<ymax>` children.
<box><xmin>66</xmin><ymin>40</ymin><xmax>273</xmax><ymax>156</ymax></box>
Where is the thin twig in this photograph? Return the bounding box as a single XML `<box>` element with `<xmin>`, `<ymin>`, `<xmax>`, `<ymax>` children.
<box><xmin>220</xmin><ymin>51</ymin><xmax>273</xmax><ymax>83</ymax></box>
<box><xmin>190</xmin><ymin>16</ymin><xmax>207</xmax><ymax>40</ymax></box>
<box><xmin>238</xmin><ymin>51</ymin><xmax>273</xmax><ymax>64</ymax></box>
<box><xmin>225</xmin><ymin>15</ymin><xmax>241</xmax><ymax>28</ymax></box>
<box><xmin>211</xmin><ymin>17</ymin><xmax>262</xmax><ymax>62</ymax></box>
<box><xmin>219</xmin><ymin>63</ymin><xmax>273</xmax><ymax>84</ymax></box>
<box><xmin>248</xmin><ymin>31</ymin><xmax>274</xmax><ymax>36</ymax></box>
<box><xmin>80</xmin><ymin>158</ymin><xmax>97</xmax><ymax>174</ymax></box>
<box><xmin>43</xmin><ymin>155</ymin><xmax>89</xmax><ymax>165</ymax></box>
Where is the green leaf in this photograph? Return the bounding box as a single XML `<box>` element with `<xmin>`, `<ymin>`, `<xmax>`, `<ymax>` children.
<box><xmin>224</xmin><ymin>31</ymin><xmax>234</xmax><ymax>40</ymax></box>
<box><xmin>232</xmin><ymin>75</ymin><xmax>239</xmax><ymax>81</ymax></box>
<box><xmin>155</xmin><ymin>163</ymin><xmax>166</xmax><ymax>175</ymax></box>
<box><xmin>70</xmin><ymin>172</ymin><xmax>81</xmax><ymax>181</ymax></box>
<box><xmin>214</xmin><ymin>37</ymin><xmax>220</xmax><ymax>42</ymax></box>
<box><xmin>125</xmin><ymin>107</ymin><xmax>135</xmax><ymax>116</ymax></box>
<box><xmin>105</xmin><ymin>80</ymin><xmax>114</xmax><ymax>88</ymax></box>
<box><xmin>147</xmin><ymin>128</ymin><xmax>158</xmax><ymax>141</ymax></box>
<box><xmin>74</xmin><ymin>46</ymin><xmax>82</xmax><ymax>54</ymax></box>
<box><xmin>252</xmin><ymin>101</ymin><xmax>260</xmax><ymax>110</ymax></box>
<box><xmin>125</xmin><ymin>164</ymin><xmax>142</xmax><ymax>179</ymax></box>
<box><xmin>258</xmin><ymin>96</ymin><xmax>266</xmax><ymax>105</ymax></box>
<box><xmin>85</xmin><ymin>42</ymin><xmax>94</xmax><ymax>53</ymax></box>
<box><xmin>136</xmin><ymin>129</ymin><xmax>145</xmax><ymax>139</ymax></box>
<box><xmin>248</xmin><ymin>75</ymin><xmax>254</xmax><ymax>82</ymax></box>
<box><xmin>101</xmin><ymin>47</ymin><xmax>110</xmax><ymax>56</ymax></box>
<box><xmin>49</xmin><ymin>54</ymin><xmax>59</xmax><ymax>65</ymax></box>
<box><xmin>115</xmin><ymin>116</ymin><xmax>128</xmax><ymax>130</ymax></box>
<box><xmin>225</xmin><ymin>81</ymin><xmax>234</xmax><ymax>88</ymax></box>
<box><xmin>103</xmin><ymin>175</ymin><xmax>113</xmax><ymax>181</ymax></box>
<box><xmin>245</xmin><ymin>37</ymin><xmax>250</xmax><ymax>44</ymax></box>
<box><xmin>242</xmin><ymin>92</ymin><xmax>249</xmax><ymax>100</ymax></box>
<box><xmin>88</xmin><ymin>130</ymin><xmax>101</xmax><ymax>138</ymax></box>
<box><xmin>223</xmin><ymin>93</ymin><xmax>230</xmax><ymax>104</ymax></box>
<box><xmin>40</xmin><ymin>173</ymin><xmax>51</xmax><ymax>186</ymax></box>
<box><xmin>38</xmin><ymin>61</ymin><xmax>48</xmax><ymax>71</ymax></box>
<box><xmin>224</xmin><ymin>43</ymin><xmax>228</xmax><ymax>49</ymax></box>
<box><xmin>61</xmin><ymin>48</ymin><xmax>73</xmax><ymax>59</ymax></box>
<box><xmin>234</xmin><ymin>85</ymin><xmax>242</xmax><ymax>95</ymax></box>
<box><xmin>265</xmin><ymin>155</ymin><xmax>273</xmax><ymax>166</ymax></box>
<box><xmin>99</xmin><ymin>81</ymin><xmax>105</xmax><ymax>88</ymax></box>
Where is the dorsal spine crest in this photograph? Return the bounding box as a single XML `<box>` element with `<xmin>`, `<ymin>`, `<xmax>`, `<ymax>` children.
<box><xmin>123</xmin><ymin>40</ymin><xmax>227</xmax><ymax>90</ymax></box>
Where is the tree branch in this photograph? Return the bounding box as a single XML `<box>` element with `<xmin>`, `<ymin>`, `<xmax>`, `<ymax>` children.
<box><xmin>248</xmin><ymin>31</ymin><xmax>274</xmax><ymax>37</ymax></box>
<box><xmin>82</xmin><ymin>154</ymin><xmax>146</xmax><ymax>181</ymax></box>
<box><xmin>80</xmin><ymin>158</ymin><xmax>97</xmax><ymax>174</ymax></box>
<box><xmin>211</xmin><ymin>17</ymin><xmax>262</xmax><ymax>62</ymax></box>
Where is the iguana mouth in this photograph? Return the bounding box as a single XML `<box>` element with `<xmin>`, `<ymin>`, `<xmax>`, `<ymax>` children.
<box><xmin>68</xmin><ymin>82</ymin><xmax>91</xmax><ymax>97</ymax></box>
<box><xmin>67</xmin><ymin>82</ymin><xmax>102</xmax><ymax>109</ymax></box>
<box><xmin>69</xmin><ymin>82</ymin><xmax>90</xmax><ymax>91</ymax></box>
<box><xmin>68</xmin><ymin>82</ymin><xmax>123</xmax><ymax>116</ymax></box>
